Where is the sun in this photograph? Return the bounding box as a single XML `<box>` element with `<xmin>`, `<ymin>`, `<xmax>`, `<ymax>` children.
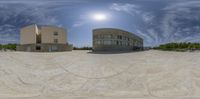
<box><xmin>92</xmin><ymin>13</ymin><xmax>107</xmax><ymax>21</ymax></box>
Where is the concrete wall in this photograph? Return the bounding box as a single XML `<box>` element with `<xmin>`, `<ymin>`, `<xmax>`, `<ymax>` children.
<box><xmin>41</xmin><ymin>26</ymin><xmax>67</xmax><ymax>44</ymax></box>
<box><xmin>17</xmin><ymin>44</ymin><xmax>73</xmax><ymax>52</ymax></box>
<box><xmin>39</xmin><ymin>44</ymin><xmax>72</xmax><ymax>52</ymax></box>
<box><xmin>20</xmin><ymin>24</ymin><xmax>38</xmax><ymax>44</ymax></box>
<box><xmin>93</xmin><ymin>28</ymin><xmax>143</xmax><ymax>51</ymax></box>
<box><xmin>93</xmin><ymin>45</ymin><xmax>134</xmax><ymax>51</ymax></box>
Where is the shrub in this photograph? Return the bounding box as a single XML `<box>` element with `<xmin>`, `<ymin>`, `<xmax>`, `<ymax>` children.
<box><xmin>73</xmin><ymin>47</ymin><xmax>92</xmax><ymax>50</ymax></box>
<box><xmin>155</xmin><ymin>42</ymin><xmax>200</xmax><ymax>51</ymax></box>
<box><xmin>0</xmin><ymin>44</ymin><xmax>17</xmax><ymax>51</ymax></box>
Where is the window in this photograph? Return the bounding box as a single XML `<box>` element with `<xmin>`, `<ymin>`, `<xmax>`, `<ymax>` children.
<box><xmin>100</xmin><ymin>34</ymin><xmax>104</xmax><ymax>39</ymax></box>
<box><xmin>122</xmin><ymin>41</ymin><xmax>126</xmax><ymax>45</ymax></box>
<box><xmin>104</xmin><ymin>34</ymin><xmax>112</xmax><ymax>39</ymax></box>
<box><xmin>119</xmin><ymin>41</ymin><xmax>122</xmax><ymax>46</ymax></box>
<box><xmin>97</xmin><ymin>40</ymin><xmax>101</xmax><ymax>45</ymax></box>
<box><xmin>112</xmin><ymin>40</ymin><xmax>116</xmax><ymax>45</ymax></box>
<box><xmin>95</xmin><ymin>40</ymin><xmax>101</xmax><ymax>45</ymax></box>
<box><xmin>103</xmin><ymin>40</ymin><xmax>112</xmax><ymax>45</ymax></box>
<box><xmin>111</xmin><ymin>34</ymin><xmax>113</xmax><ymax>38</ymax></box>
<box><xmin>54</xmin><ymin>32</ymin><xmax>58</xmax><ymax>36</ymax></box>
<box><xmin>36</xmin><ymin>34</ymin><xmax>41</xmax><ymax>44</ymax></box>
<box><xmin>117</xmin><ymin>35</ymin><xmax>122</xmax><ymax>40</ymax></box>
<box><xmin>123</xmin><ymin>36</ymin><xmax>126</xmax><ymax>40</ymax></box>
<box><xmin>94</xmin><ymin>35</ymin><xmax>98</xmax><ymax>39</ymax></box>
<box><xmin>117</xmin><ymin>35</ymin><xmax>118</xmax><ymax>39</ymax></box>
<box><xmin>54</xmin><ymin>39</ymin><xmax>58</xmax><ymax>43</ymax></box>
<box><xmin>112</xmin><ymin>35</ymin><xmax>116</xmax><ymax>39</ymax></box>
<box><xmin>51</xmin><ymin>46</ymin><xmax>58</xmax><ymax>51</ymax></box>
<box><xmin>116</xmin><ymin>41</ymin><xmax>119</xmax><ymax>45</ymax></box>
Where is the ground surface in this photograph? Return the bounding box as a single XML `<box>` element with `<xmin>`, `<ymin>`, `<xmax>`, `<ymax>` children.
<box><xmin>0</xmin><ymin>50</ymin><xmax>200</xmax><ymax>99</ymax></box>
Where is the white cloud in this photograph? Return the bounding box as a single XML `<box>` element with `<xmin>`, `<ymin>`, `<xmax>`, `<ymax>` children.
<box><xmin>0</xmin><ymin>2</ymin><xmax>65</xmax><ymax>43</ymax></box>
<box><xmin>136</xmin><ymin>29</ymin><xmax>153</xmax><ymax>46</ymax></box>
<box><xmin>73</xmin><ymin>21</ymin><xmax>85</xmax><ymax>27</ymax></box>
<box><xmin>0</xmin><ymin>25</ymin><xmax>19</xmax><ymax>44</ymax></box>
<box><xmin>110</xmin><ymin>3</ymin><xmax>158</xmax><ymax>46</ymax></box>
<box><xmin>142</xmin><ymin>13</ymin><xmax>154</xmax><ymax>23</ymax></box>
<box><xmin>109</xmin><ymin>1</ymin><xmax>200</xmax><ymax>46</ymax></box>
<box><xmin>110</xmin><ymin>3</ymin><xmax>140</xmax><ymax>16</ymax></box>
<box><xmin>72</xmin><ymin>15</ymin><xmax>88</xmax><ymax>27</ymax></box>
<box><xmin>0</xmin><ymin>0</ymin><xmax>87</xmax><ymax>5</ymax></box>
<box><xmin>163</xmin><ymin>1</ymin><xmax>200</xmax><ymax>11</ymax></box>
<box><xmin>160</xmin><ymin>1</ymin><xmax>200</xmax><ymax>43</ymax></box>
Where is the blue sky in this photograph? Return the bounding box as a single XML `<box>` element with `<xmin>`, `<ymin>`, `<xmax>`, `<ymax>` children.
<box><xmin>0</xmin><ymin>0</ymin><xmax>200</xmax><ymax>47</ymax></box>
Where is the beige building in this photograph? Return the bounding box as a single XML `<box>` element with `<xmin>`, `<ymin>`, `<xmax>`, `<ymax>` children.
<box><xmin>17</xmin><ymin>24</ymin><xmax>72</xmax><ymax>52</ymax></box>
<box><xmin>93</xmin><ymin>28</ymin><xmax>143</xmax><ymax>51</ymax></box>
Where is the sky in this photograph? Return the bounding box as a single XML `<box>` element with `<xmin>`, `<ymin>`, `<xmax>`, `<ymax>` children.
<box><xmin>0</xmin><ymin>0</ymin><xmax>200</xmax><ymax>47</ymax></box>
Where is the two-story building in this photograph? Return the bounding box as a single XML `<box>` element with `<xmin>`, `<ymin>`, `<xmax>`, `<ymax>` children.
<box><xmin>93</xmin><ymin>28</ymin><xmax>143</xmax><ymax>51</ymax></box>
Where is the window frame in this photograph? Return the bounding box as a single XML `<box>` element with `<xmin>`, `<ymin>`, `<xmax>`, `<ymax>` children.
<box><xmin>54</xmin><ymin>39</ymin><xmax>58</xmax><ymax>43</ymax></box>
<box><xmin>53</xmin><ymin>32</ymin><xmax>58</xmax><ymax>36</ymax></box>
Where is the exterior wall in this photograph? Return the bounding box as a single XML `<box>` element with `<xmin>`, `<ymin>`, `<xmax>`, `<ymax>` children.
<box><xmin>93</xmin><ymin>45</ymin><xmax>133</xmax><ymax>51</ymax></box>
<box><xmin>17</xmin><ymin>44</ymin><xmax>36</xmax><ymax>52</ymax></box>
<box><xmin>17</xmin><ymin>24</ymin><xmax>72</xmax><ymax>52</ymax></box>
<box><xmin>39</xmin><ymin>44</ymin><xmax>72</xmax><ymax>52</ymax></box>
<box><xmin>20</xmin><ymin>24</ymin><xmax>38</xmax><ymax>44</ymax></box>
<box><xmin>17</xmin><ymin>44</ymin><xmax>73</xmax><ymax>52</ymax></box>
<box><xmin>93</xmin><ymin>28</ymin><xmax>143</xmax><ymax>51</ymax></box>
<box><xmin>41</xmin><ymin>26</ymin><xmax>67</xmax><ymax>44</ymax></box>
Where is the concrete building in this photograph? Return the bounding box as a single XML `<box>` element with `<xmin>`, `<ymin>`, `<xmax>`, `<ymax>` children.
<box><xmin>17</xmin><ymin>24</ymin><xmax>72</xmax><ymax>52</ymax></box>
<box><xmin>93</xmin><ymin>28</ymin><xmax>143</xmax><ymax>51</ymax></box>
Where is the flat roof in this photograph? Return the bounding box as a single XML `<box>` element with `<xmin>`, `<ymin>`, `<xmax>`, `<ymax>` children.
<box><xmin>21</xmin><ymin>24</ymin><xmax>66</xmax><ymax>30</ymax></box>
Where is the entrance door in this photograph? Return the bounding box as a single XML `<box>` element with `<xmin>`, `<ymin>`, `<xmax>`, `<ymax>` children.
<box><xmin>35</xmin><ymin>45</ymin><xmax>41</xmax><ymax>52</ymax></box>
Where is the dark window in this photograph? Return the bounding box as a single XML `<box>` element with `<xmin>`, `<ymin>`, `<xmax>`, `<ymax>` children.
<box><xmin>116</xmin><ymin>41</ymin><xmax>119</xmax><ymax>45</ymax></box>
<box><xmin>36</xmin><ymin>46</ymin><xmax>41</xmax><ymax>50</ymax></box>
<box><xmin>117</xmin><ymin>35</ymin><xmax>122</xmax><ymax>39</ymax></box>
<box><xmin>54</xmin><ymin>32</ymin><xmax>58</xmax><ymax>36</ymax></box>
<box><xmin>36</xmin><ymin>33</ymin><xmax>41</xmax><ymax>44</ymax></box>
<box><xmin>54</xmin><ymin>39</ymin><xmax>58</xmax><ymax>43</ymax></box>
<box><xmin>119</xmin><ymin>35</ymin><xmax>122</xmax><ymax>39</ymax></box>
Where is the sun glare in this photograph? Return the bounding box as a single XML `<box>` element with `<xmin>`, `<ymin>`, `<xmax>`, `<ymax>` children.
<box><xmin>92</xmin><ymin>13</ymin><xmax>107</xmax><ymax>21</ymax></box>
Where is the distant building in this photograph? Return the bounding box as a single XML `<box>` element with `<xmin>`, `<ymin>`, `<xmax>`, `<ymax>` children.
<box><xmin>17</xmin><ymin>24</ymin><xmax>72</xmax><ymax>52</ymax></box>
<box><xmin>93</xmin><ymin>28</ymin><xmax>143</xmax><ymax>51</ymax></box>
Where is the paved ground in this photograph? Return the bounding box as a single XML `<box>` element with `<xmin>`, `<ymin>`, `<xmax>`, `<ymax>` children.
<box><xmin>0</xmin><ymin>50</ymin><xmax>200</xmax><ymax>99</ymax></box>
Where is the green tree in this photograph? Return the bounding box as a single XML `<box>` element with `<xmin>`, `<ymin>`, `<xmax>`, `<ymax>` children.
<box><xmin>156</xmin><ymin>42</ymin><xmax>200</xmax><ymax>51</ymax></box>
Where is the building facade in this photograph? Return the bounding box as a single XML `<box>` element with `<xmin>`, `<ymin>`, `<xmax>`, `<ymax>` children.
<box><xmin>17</xmin><ymin>24</ymin><xmax>72</xmax><ymax>52</ymax></box>
<box><xmin>93</xmin><ymin>28</ymin><xmax>143</xmax><ymax>51</ymax></box>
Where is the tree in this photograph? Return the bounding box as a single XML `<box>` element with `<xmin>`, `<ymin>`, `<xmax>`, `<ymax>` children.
<box><xmin>156</xmin><ymin>42</ymin><xmax>200</xmax><ymax>51</ymax></box>
<box><xmin>0</xmin><ymin>44</ymin><xmax>16</xmax><ymax>51</ymax></box>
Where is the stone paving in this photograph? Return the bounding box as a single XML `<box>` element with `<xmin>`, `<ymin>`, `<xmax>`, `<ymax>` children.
<box><xmin>0</xmin><ymin>50</ymin><xmax>200</xmax><ymax>99</ymax></box>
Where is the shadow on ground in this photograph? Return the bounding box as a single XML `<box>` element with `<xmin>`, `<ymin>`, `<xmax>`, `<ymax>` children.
<box><xmin>87</xmin><ymin>50</ymin><xmax>149</xmax><ymax>54</ymax></box>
